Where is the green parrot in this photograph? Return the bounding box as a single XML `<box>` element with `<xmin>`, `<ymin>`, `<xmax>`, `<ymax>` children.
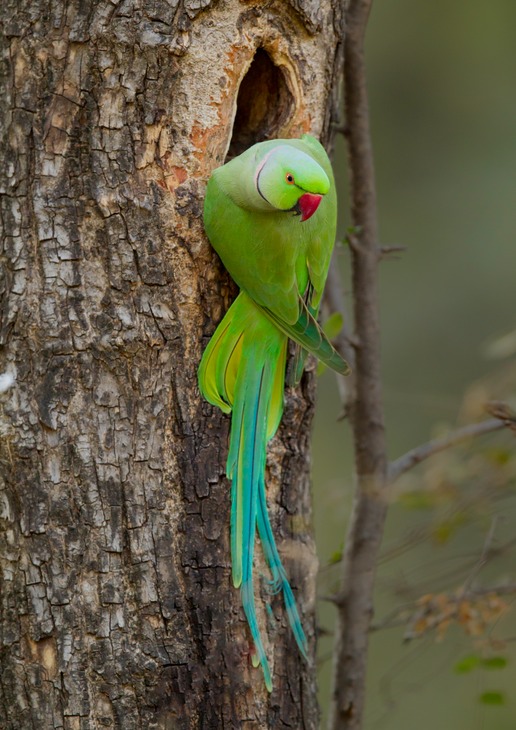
<box><xmin>198</xmin><ymin>134</ymin><xmax>349</xmax><ymax>691</ymax></box>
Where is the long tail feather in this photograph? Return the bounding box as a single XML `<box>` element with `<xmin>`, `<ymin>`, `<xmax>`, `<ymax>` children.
<box><xmin>235</xmin><ymin>361</ymin><xmax>272</xmax><ymax>690</ymax></box>
<box><xmin>198</xmin><ymin>291</ymin><xmax>308</xmax><ymax>691</ymax></box>
<box><xmin>256</xmin><ymin>478</ymin><xmax>308</xmax><ymax>659</ymax></box>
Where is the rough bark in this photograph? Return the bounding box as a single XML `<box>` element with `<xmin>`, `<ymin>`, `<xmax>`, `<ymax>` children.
<box><xmin>0</xmin><ymin>1</ymin><xmax>342</xmax><ymax>728</ymax></box>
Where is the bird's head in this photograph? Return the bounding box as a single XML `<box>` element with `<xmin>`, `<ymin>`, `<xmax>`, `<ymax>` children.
<box><xmin>254</xmin><ymin>145</ymin><xmax>330</xmax><ymax>221</ymax></box>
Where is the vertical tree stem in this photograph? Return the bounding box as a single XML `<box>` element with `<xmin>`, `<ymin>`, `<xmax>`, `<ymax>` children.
<box><xmin>329</xmin><ymin>1</ymin><xmax>388</xmax><ymax>728</ymax></box>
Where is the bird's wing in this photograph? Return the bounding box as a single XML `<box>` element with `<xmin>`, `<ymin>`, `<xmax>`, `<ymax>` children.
<box><xmin>258</xmin><ymin>295</ymin><xmax>350</xmax><ymax>376</ymax></box>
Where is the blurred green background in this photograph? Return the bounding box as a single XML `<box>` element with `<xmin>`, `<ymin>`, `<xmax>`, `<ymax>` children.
<box><xmin>313</xmin><ymin>0</ymin><xmax>516</xmax><ymax>727</ymax></box>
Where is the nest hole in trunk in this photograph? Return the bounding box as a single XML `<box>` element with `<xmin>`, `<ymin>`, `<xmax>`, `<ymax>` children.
<box><xmin>227</xmin><ymin>48</ymin><xmax>294</xmax><ymax>159</ymax></box>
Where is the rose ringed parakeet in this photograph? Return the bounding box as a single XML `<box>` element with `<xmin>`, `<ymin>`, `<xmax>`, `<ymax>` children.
<box><xmin>198</xmin><ymin>134</ymin><xmax>349</xmax><ymax>691</ymax></box>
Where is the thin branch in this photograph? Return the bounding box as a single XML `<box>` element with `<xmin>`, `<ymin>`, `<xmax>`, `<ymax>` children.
<box><xmin>388</xmin><ymin>416</ymin><xmax>513</xmax><ymax>483</ymax></box>
<box><xmin>378</xmin><ymin>244</ymin><xmax>407</xmax><ymax>260</ymax></box>
<box><xmin>371</xmin><ymin>582</ymin><xmax>516</xmax><ymax>634</ymax></box>
<box><xmin>379</xmin><ymin>535</ymin><xmax>516</xmax><ymax>592</ymax></box>
<box><xmin>370</xmin><ymin>535</ymin><xmax>516</xmax><ymax>634</ymax></box>
<box><xmin>461</xmin><ymin>516</ymin><xmax>499</xmax><ymax>593</ymax></box>
<box><xmin>329</xmin><ymin>0</ymin><xmax>389</xmax><ymax>728</ymax></box>
<box><xmin>462</xmin><ymin>583</ymin><xmax>516</xmax><ymax>598</ymax></box>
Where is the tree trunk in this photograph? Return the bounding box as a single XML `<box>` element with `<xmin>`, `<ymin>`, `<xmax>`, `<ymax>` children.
<box><xmin>0</xmin><ymin>1</ymin><xmax>342</xmax><ymax>727</ymax></box>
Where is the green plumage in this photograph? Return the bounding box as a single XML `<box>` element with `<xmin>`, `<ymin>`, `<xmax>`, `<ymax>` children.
<box><xmin>198</xmin><ymin>134</ymin><xmax>349</xmax><ymax>691</ymax></box>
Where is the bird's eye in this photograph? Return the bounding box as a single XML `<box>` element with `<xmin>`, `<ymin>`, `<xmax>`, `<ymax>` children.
<box><xmin>285</xmin><ymin>173</ymin><xmax>295</xmax><ymax>184</ymax></box>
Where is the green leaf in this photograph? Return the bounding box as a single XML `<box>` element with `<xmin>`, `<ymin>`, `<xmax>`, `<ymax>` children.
<box><xmin>329</xmin><ymin>550</ymin><xmax>342</xmax><ymax>565</ymax></box>
<box><xmin>316</xmin><ymin>361</ymin><xmax>328</xmax><ymax>376</ymax></box>
<box><xmin>484</xmin><ymin>448</ymin><xmax>512</xmax><ymax>466</ymax></box>
<box><xmin>479</xmin><ymin>691</ymin><xmax>506</xmax><ymax>706</ymax></box>
<box><xmin>482</xmin><ymin>656</ymin><xmax>508</xmax><ymax>670</ymax></box>
<box><xmin>454</xmin><ymin>655</ymin><xmax>481</xmax><ymax>674</ymax></box>
<box><xmin>322</xmin><ymin>312</ymin><xmax>344</xmax><ymax>341</ymax></box>
<box><xmin>432</xmin><ymin>514</ymin><xmax>465</xmax><ymax>544</ymax></box>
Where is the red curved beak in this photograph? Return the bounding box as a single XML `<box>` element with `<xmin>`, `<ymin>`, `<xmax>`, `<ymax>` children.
<box><xmin>298</xmin><ymin>193</ymin><xmax>323</xmax><ymax>222</ymax></box>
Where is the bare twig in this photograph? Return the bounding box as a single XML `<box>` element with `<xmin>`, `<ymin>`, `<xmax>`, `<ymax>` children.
<box><xmin>460</xmin><ymin>583</ymin><xmax>516</xmax><ymax>599</ymax></box>
<box><xmin>377</xmin><ymin>244</ymin><xmax>407</xmax><ymax>260</ymax></box>
<box><xmin>379</xmin><ymin>535</ymin><xmax>516</xmax><ymax>587</ymax></box>
<box><xmin>388</xmin><ymin>416</ymin><xmax>513</xmax><ymax>483</ymax></box>
<box><xmin>370</xmin><ymin>532</ymin><xmax>516</xmax><ymax>635</ymax></box>
<box><xmin>461</xmin><ymin>516</ymin><xmax>498</xmax><ymax>593</ymax></box>
<box><xmin>328</xmin><ymin>0</ymin><xmax>389</xmax><ymax>728</ymax></box>
<box><xmin>370</xmin><ymin>582</ymin><xmax>516</xmax><ymax>635</ymax></box>
<box><xmin>485</xmin><ymin>400</ymin><xmax>516</xmax><ymax>423</ymax></box>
